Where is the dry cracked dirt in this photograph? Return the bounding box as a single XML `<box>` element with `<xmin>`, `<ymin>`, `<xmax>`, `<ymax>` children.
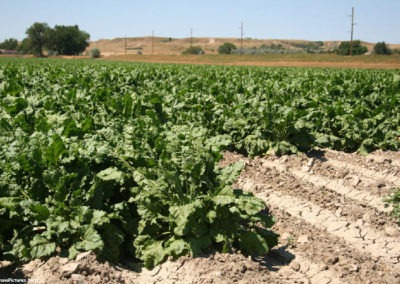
<box><xmin>1</xmin><ymin>149</ymin><xmax>399</xmax><ymax>284</ymax></box>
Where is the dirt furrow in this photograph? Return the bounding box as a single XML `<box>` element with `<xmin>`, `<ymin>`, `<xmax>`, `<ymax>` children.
<box><xmin>233</xmin><ymin>156</ymin><xmax>398</xmax><ymax>233</ymax></box>
<box><xmin>268</xmin><ymin>209</ymin><xmax>398</xmax><ymax>284</ymax></box>
<box><xmin>323</xmin><ymin>149</ymin><xmax>400</xmax><ymax>180</ymax></box>
<box><xmin>269</xmin><ymin>249</ymin><xmax>344</xmax><ymax>284</ymax></box>
<box><xmin>322</xmin><ymin>156</ymin><xmax>400</xmax><ymax>188</ymax></box>
<box><xmin>366</xmin><ymin>150</ymin><xmax>400</xmax><ymax>168</ymax></box>
<box><xmin>223</xmin><ymin>151</ymin><xmax>400</xmax><ymax>283</ymax></box>
<box><xmin>248</xmin><ymin>183</ymin><xmax>400</xmax><ymax>265</ymax></box>
<box><xmin>261</xmin><ymin>157</ymin><xmax>392</xmax><ymax>213</ymax></box>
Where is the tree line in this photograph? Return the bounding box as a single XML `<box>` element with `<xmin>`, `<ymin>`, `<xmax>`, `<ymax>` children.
<box><xmin>217</xmin><ymin>41</ymin><xmax>394</xmax><ymax>55</ymax></box>
<box><xmin>185</xmin><ymin>41</ymin><xmax>395</xmax><ymax>55</ymax></box>
<box><xmin>0</xmin><ymin>22</ymin><xmax>90</xmax><ymax>57</ymax></box>
<box><xmin>336</xmin><ymin>40</ymin><xmax>394</xmax><ymax>55</ymax></box>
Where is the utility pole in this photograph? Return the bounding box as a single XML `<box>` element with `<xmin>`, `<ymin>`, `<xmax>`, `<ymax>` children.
<box><xmin>240</xmin><ymin>22</ymin><xmax>244</xmax><ymax>55</ymax></box>
<box><xmin>349</xmin><ymin>7</ymin><xmax>355</xmax><ymax>56</ymax></box>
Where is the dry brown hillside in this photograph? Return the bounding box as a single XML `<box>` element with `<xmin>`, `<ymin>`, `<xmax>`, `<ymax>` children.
<box><xmin>85</xmin><ymin>37</ymin><xmax>400</xmax><ymax>69</ymax></box>
<box><xmin>88</xmin><ymin>37</ymin><xmax>392</xmax><ymax>56</ymax></box>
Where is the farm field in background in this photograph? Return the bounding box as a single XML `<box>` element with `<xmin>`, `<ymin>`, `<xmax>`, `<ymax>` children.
<box><xmin>0</xmin><ymin>58</ymin><xmax>399</xmax><ymax>283</ymax></box>
<box><xmin>104</xmin><ymin>53</ymin><xmax>400</xmax><ymax>69</ymax></box>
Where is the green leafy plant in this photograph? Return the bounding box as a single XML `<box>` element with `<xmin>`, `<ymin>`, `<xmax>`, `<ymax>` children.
<box><xmin>0</xmin><ymin>60</ymin><xmax>278</xmax><ymax>268</ymax></box>
<box><xmin>131</xmin><ymin>125</ymin><xmax>277</xmax><ymax>267</ymax></box>
<box><xmin>386</xmin><ymin>189</ymin><xmax>400</xmax><ymax>223</ymax></box>
<box><xmin>1</xmin><ymin>59</ymin><xmax>399</xmax><ymax>268</ymax></box>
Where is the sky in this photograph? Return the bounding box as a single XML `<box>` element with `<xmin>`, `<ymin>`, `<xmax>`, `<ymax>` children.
<box><xmin>0</xmin><ymin>0</ymin><xmax>399</xmax><ymax>43</ymax></box>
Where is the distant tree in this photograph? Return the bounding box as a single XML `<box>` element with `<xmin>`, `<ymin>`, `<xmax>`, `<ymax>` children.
<box><xmin>47</xmin><ymin>25</ymin><xmax>90</xmax><ymax>55</ymax></box>
<box><xmin>90</xmin><ymin>48</ymin><xmax>101</xmax><ymax>58</ymax></box>
<box><xmin>182</xmin><ymin>46</ymin><xmax>204</xmax><ymax>55</ymax></box>
<box><xmin>336</xmin><ymin>40</ymin><xmax>368</xmax><ymax>55</ymax></box>
<box><xmin>26</xmin><ymin>22</ymin><xmax>50</xmax><ymax>57</ymax></box>
<box><xmin>0</xmin><ymin>38</ymin><xmax>18</xmax><ymax>50</ymax></box>
<box><xmin>373</xmin><ymin>42</ymin><xmax>392</xmax><ymax>55</ymax></box>
<box><xmin>16</xmin><ymin>38</ymin><xmax>33</xmax><ymax>54</ymax></box>
<box><xmin>218</xmin><ymin>42</ymin><xmax>237</xmax><ymax>54</ymax></box>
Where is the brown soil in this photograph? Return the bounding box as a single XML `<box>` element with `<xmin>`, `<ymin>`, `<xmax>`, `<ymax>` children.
<box><xmin>1</xmin><ymin>149</ymin><xmax>399</xmax><ymax>283</ymax></box>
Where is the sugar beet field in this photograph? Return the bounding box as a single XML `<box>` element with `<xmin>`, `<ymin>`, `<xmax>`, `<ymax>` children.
<box><xmin>0</xmin><ymin>59</ymin><xmax>399</xmax><ymax>283</ymax></box>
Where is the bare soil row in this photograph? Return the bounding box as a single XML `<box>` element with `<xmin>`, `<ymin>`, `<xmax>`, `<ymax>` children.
<box><xmin>231</xmin><ymin>149</ymin><xmax>400</xmax><ymax>283</ymax></box>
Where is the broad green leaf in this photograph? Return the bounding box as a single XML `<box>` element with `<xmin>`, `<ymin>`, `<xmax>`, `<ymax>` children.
<box><xmin>170</xmin><ymin>199</ymin><xmax>204</xmax><ymax>236</ymax></box>
<box><xmin>101</xmin><ymin>223</ymin><xmax>125</xmax><ymax>262</ymax></box>
<box><xmin>187</xmin><ymin>236</ymin><xmax>212</xmax><ymax>256</ymax></box>
<box><xmin>75</xmin><ymin>226</ymin><xmax>104</xmax><ymax>251</ymax></box>
<box><xmin>135</xmin><ymin>238</ymin><xmax>166</xmax><ymax>268</ymax></box>
<box><xmin>97</xmin><ymin>167</ymin><xmax>123</xmax><ymax>182</ymax></box>
<box><xmin>0</xmin><ymin>197</ymin><xmax>21</xmax><ymax>211</ymax></box>
<box><xmin>218</xmin><ymin>161</ymin><xmax>244</xmax><ymax>187</ymax></box>
<box><xmin>44</xmin><ymin>134</ymin><xmax>66</xmax><ymax>166</ymax></box>
<box><xmin>211</xmin><ymin>195</ymin><xmax>235</xmax><ymax>206</ymax></box>
<box><xmin>269</xmin><ymin>141</ymin><xmax>298</xmax><ymax>156</ymax></box>
<box><xmin>29</xmin><ymin>235</ymin><xmax>56</xmax><ymax>259</ymax></box>
<box><xmin>314</xmin><ymin>133</ymin><xmax>341</xmax><ymax>148</ymax></box>
<box><xmin>90</xmin><ymin>210</ymin><xmax>110</xmax><ymax>226</ymax></box>
<box><xmin>165</xmin><ymin>238</ymin><xmax>188</xmax><ymax>257</ymax></box>
<box><xmin>29</xmin><ymin>204</ymin><xmax>50</xmax><ymax>221</ymax></box>
<box><xmin>358</xmin><ymin>138</ymin><xmax>375</xmax><ymax>156</ymax></box>
<box><xmin>239</xmin><ymin>231</ymin><xmax>269</xmax><ymax>255</ymax></box>
<box><xmin>237</xmin><ymin>197</ymin><xmax>264</xmax><ymax>216</ymax></box>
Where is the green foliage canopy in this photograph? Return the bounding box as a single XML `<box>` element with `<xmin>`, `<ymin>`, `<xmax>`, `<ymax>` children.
<box><xmin>26</xmin><ymin>22</ymin><xmax>50</xmax><ymax>57</ymax></box>
<box><xmin>0</xmin><ymin>60</ymin><xmax>399</xmax><ymax>268</ymax></box>
<box><xmin>0</xmin><ymin>60</ymin><xmax>281</xmax><ymax>268</ymax></box>
<box><xmin>16</xmin><ymin>38</ymin><xmax>33</xmax><ymax>54</ymax></box>
<box><xmin>0</xmin><ymin>38</ymin><xmax>18</xmax><ymax>50</ymax></box>
<box><xmin>373</xmin><ymin>42</ymin><xmax>392</xmax><ymax>55</ymax></box>
<box><xmin>336</xmin><ymin>40</ymin><xmax>368</xmax><ymax>55</ymax></box>
<box><xmin>21</xmin><ymin>22</ymin><xmax>90</xmax><ymax>56</ymax></box>
<box><xmin>182</xmin><ymin>46</ymin><xmax>204</xmax><ymax>55</ymax></box>
<box><xmin>47</xmin><ymin>25</ymin><xmax>90</xmax><ymax>55</ymax></box>
<box><xmin>90</xmin><ymin>48</ymin><xmax>101</xmax><ymax>58</ymax></box>
<box><xmin>218</xmin><ymin>42</ymin><xmax>237</xmax><ymax>54</ymax></box>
